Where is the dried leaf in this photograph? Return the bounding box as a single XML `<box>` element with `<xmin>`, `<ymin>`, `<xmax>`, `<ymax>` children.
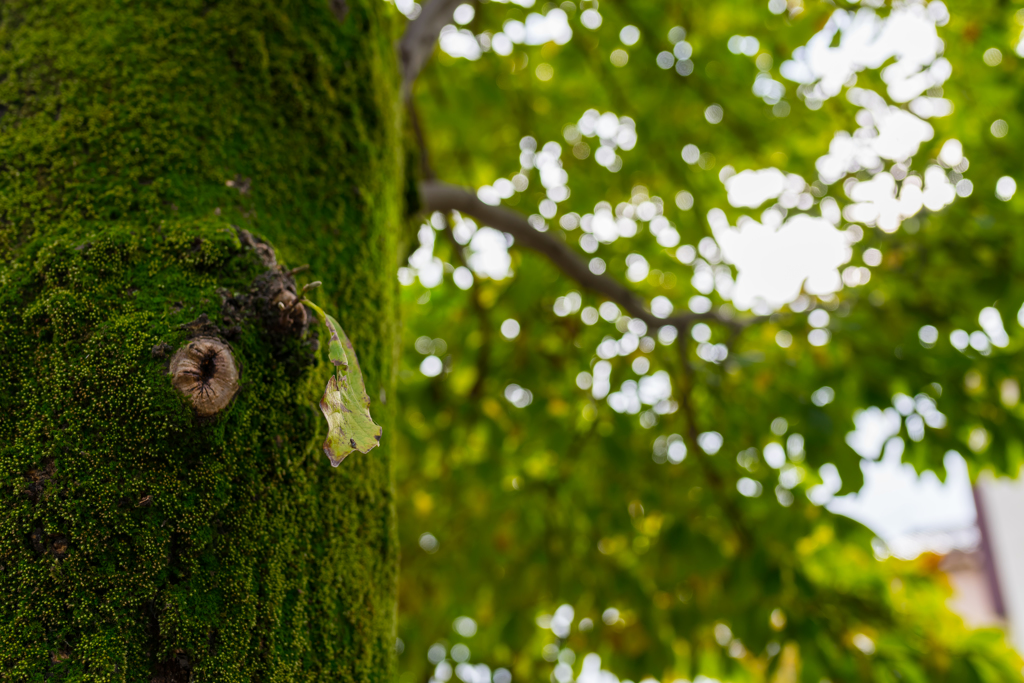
<box><xmin>305</xmin><ymin>301</ymin><xmax>382</xmax><ymax>466</ymax></box>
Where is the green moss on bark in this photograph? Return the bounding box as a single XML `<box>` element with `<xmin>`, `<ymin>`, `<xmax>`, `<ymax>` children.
<box><xmin>0</xmin><ymin>1</ymin><xmax>402</xmax><ymax>680</ymax></box>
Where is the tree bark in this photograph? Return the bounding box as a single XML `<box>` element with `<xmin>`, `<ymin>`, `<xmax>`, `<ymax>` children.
<box><xmin>0</xmin><ymin>1</ymin><xmax>402</xmax><ymax>680</ymax></box>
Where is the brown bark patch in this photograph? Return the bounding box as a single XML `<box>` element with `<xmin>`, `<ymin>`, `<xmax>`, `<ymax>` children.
<box><xmin>151</xmin><ymin>342</ymin><xmax>173</xmax><ymax>358</ymax></box>
<box><xmin>151</xmin><ymin>651</ymin><xmax>192</xmax><ymax>683</ymax></box>
<box><xmin>235</xmin><ymin>228</ymin><xmax>276</xmax><ymax>268</ymax></box>
<box><xmin>330</xmin><ymin>0</ymin><xmax>349</xmax><ymax>22</ymax></box>
<box><xmin>29</xmin><ymin>527</ymin><xmax>68</xmax><ymax>559</ymax></box>
<box><xmin>23</xmin><ymin>459</ymin><xmax>56</xmax><ymax>502</ymax></box>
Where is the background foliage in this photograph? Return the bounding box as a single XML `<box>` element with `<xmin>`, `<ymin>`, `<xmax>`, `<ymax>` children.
<box><xmin>393</xmin><ymin>0</ymin><xmax>1024</xmax><ymax>681</ymax></box>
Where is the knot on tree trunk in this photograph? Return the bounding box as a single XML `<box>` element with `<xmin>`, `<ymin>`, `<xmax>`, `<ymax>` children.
<box><xmin>236</xmin><ymin>227</ymin><xmax>312</xmax><ymax>338</ymax></box>
<box><xmin>256</xmin><ymin>270</ymin><xmax>310</xmax><ymax>337</ymax></box>
<box><xmin>163</xmin><ymin>230</ymin><xmax>316</xmax><ymax>417</ymax></box>
<box><xmin>169</xmin><ymin>337</ymin><xmax>240</xmax><ymax>416</ymax></box>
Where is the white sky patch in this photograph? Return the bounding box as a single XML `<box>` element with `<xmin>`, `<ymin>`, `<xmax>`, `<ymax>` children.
<box><xmin>481</xmin><ymin>140</ymin><xmax>565</xmax><ymax>206</ymax></box>
<box><xmin>451</xmin><ymin>215</ymin><xmax>478</xmax><ymax>245</ymax></box>
<box><xmin>607</xmin><ymin>380</ymin><xmax>642</xmax><ymax>414</ymax></box>
<box><xmin>979</xmin><ymin>307</ymin><xmax>1010</xmax><ymax>348</ymax></box>
<box><xmin>814</xmin><ymin>406</ymin><xmax>977</xmax><ymax>559</ymax></box>
<box><xmin>829</xmin><ymin>445</ymin><xmax>977</xmax><ymax>559</ymax></box>
<box><xmin>711</xmin><ymin>212</ymin><xmax>850</xmax><ymax>310</ymax></box>
<box><xmin>408</xmin><ymin>224</ymin><xmax>444</xmax><ymax>288</ymax></box>
<box><xmin>576</xmin><ymin>110</ymin><xmax>638</xmax><ymax>151</ymax></box>
<box><xmin>638</xmin><ymin>371</ymin><xmax>672</xmax><ymax>405</ymax></box>
<box><xmin>441</xmin><ymin>7</ymin><xmax>571</xmax><ymax>60</ymax></box>
<box><xmin>576</xmin><ymin>109</ymin><xmax>636</xmax><ymax>172</ymax></box>
<box><xmin>843</xmin><ymin>172</ymin><xmax>926</xmax><ymax>232</ymax></box>
<box><xmin>439</xmin><ymin>26</ymin><xmax>482</xmax><ymax>60</ymax></box>
<box><xmin>725</xmin><ymin>168</ymin><xmax>786</xmax><ymax>208</ymax></box>
<box><xmin>535</xmin><ymin>141</ymin><xmax>569</xmax><ymax>200</ymax></box>
<box><xmin>467</xmin><ymin>227</ymin><xmax>512</xmax><ymax>280</ymax></box>
<box><xmin>816</xmin><ymin>91</ymin><xmax>936</xmax><ymax>184</ymax></box>
<box><xmin>580</xmin><ymin>201</ymin><xmax>644</xmax><ymax>244</ymax></box>
<box><xmin>845</xmin><ymin>406</ymin><xmax>902</xmax><ymax>459</ymax></box>
<box><xmin>871</xmin><ymin>107</ymin><xmax>935</xmax><ymax>161</ymax></box>
<box><xmin>394</xmin><ymin>0</ymin><xmax>421</xmax><ymax>19</ymax></box>
<box><xmin>575</xmin><ymin>653</ymin><xmax>662</xmax><ymax>683</ymax></box>
<box><xmin>500</xmin><ymin>9</ymin><xmax>572</xmax><ymax>46</ymax></box>
<box><xmin>753</xmin><ymin>73</ymin><xmax>786</xmax><ymax>105</ymax></box>
<box><xmin>938</xmin><ymin>139</ymin><xmax>963</xmax><ymax>167</ymax></box>
<box><xmin>909</xmin><ymin>96</ymin><xmax>953</xmax><ymax>119</ymax></box>
<box><xmin>921</xmin><ymin>166</ymin><xmax>957</xmax><ymax>210</ymax></box>
<box><xmin>781</xmin><ymin>3</ymin><xmax>949</xmax><ymax>103</ymax></box>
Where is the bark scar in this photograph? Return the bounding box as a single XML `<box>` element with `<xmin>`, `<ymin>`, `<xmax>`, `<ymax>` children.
<box><xmin>169</xmin><ymin>337</ymin><xmax>240</xmax><ymax>416</ymax></box>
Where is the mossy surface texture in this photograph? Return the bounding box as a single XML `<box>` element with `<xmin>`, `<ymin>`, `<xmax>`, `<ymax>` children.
<box><xmin>0</xmin><ymin>1</ymin><xmax>402</xmax><ymax>680</ymax></box>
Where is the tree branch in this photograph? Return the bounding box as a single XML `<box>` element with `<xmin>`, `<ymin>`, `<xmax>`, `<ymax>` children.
<box><xmin>419</xmin><ymin>180</ymin><xmax>764</xmax><ymax>331</ymax></box>
<box><xmin>407</xmin><ymin>98</ymin><xmax>436</xmax><ymax>181</ymax></box>
<box><xmin>398</xmin><ymin>0</ymin><xmax>462</xmax><ymax>97</ymax></box>
<box><xmin>675</xmin><ymin>334</ymin><xmax>752</xmax><ymax>551</ymax></box>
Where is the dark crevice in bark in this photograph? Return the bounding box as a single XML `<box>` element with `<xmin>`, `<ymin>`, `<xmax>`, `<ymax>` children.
<box><xmin>150</xmin><ymin>652</ymin><xmax>193</xmax><ymax>683</ymax></box>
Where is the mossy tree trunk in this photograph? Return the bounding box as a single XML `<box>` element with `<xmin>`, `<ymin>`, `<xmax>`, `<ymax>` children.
<box><xmin>0</xmin><ymin>1</ymin><xmax>403</xmax><ymax>680</ymax></box>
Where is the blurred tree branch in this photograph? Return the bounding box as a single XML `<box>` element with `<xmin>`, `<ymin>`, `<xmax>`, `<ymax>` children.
<box><xmin>419</xmin><ymin>180</ymin><xmax>767</xmax><ymax>332</ymax></box>
<box><xmin>407</xmin><ymin>98</ymin><xmax>435</xmax><ymax>181</ymax></box>
<box><xmin>398</xmin><ymin>0</ymin><xmax>462</xmax><ymax>97</ymax></box>
<box><xmin>674</xmin><ymin>334</ymin><xmax>753</xmax><ymax>550</ymax></box>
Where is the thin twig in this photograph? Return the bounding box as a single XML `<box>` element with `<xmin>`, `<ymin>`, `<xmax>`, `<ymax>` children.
<box><xmin>675</xmin><ymin>334</ymin><xmax>752</xmax><ymax>550</ymax></box>
<box><xmin>282</xmin><ymin>282</ymin><xmax>322</xmax><ymax>312</ymax></box>
<box><xmin>419</xmin><ymin>180</ymin><xmax>768</xmax><ymax>331</ymax></box>
<box><xmin>407</xmin><ymin>99</ymin><xmax>436</xmax><ymax>181</ymax></box>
